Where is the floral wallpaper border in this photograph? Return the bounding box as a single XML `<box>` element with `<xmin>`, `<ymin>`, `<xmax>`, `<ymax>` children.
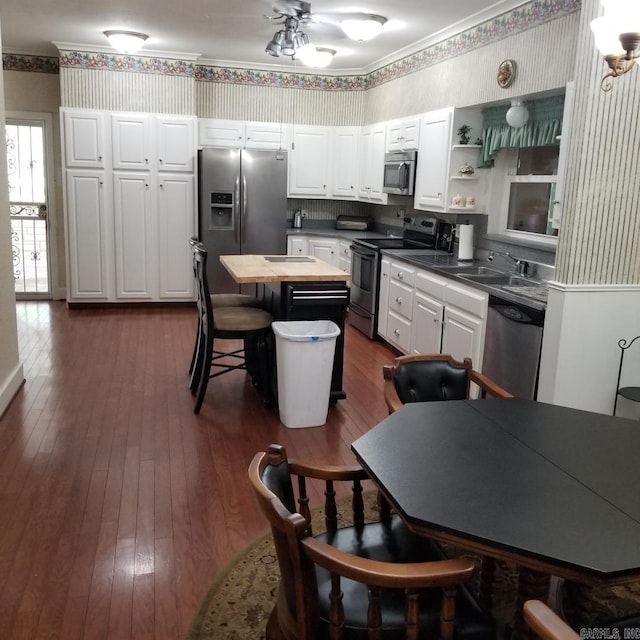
<box><xmin>3</xmin><ymin>0</ymin><xmax>579</xmax><ymax>88</ymax></box>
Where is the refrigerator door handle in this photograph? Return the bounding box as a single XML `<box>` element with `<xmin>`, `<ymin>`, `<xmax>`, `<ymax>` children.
<box><xmin>234</xmin><ymin>175</ymin><xmax>240</xmax><ymax>245</ymax></box>
<box><xmin>242</xmin><ymin>175</ymin><xmax>247</xmax><ymax>243</ymax></box>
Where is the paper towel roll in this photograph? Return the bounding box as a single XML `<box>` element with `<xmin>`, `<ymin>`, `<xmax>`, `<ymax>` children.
<box><xmin>457</xmin><ymin>224</ymin><xmax>474</xmax><ymax>260</ymax></box>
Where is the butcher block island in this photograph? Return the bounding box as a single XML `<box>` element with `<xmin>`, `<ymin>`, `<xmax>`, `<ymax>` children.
<box><xmin>220</xmin><ymin>254</ymin><xmax>350</xmax><ymax>403</ymax></box>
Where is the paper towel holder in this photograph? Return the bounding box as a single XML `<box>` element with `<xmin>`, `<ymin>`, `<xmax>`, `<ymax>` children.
<box><xmin>456</xmin><ymin>222</ymin><xmax>475</xmax><ymax>262</ymax></box>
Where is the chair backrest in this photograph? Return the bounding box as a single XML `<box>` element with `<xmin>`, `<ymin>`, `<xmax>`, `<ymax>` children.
<box><xmin>193</xmin><ymin>243</ymin><xmax>214</xmax><ymax>338</ymax></box>
<box><xmin>524</xmin><ymin>600</ymin><xmax>579</xmax><ymax>640</ymax></box>
<box><xmin>385</xmin><ymin>354</ymin><xmax>472</xmax><ymax>406</ymax></box>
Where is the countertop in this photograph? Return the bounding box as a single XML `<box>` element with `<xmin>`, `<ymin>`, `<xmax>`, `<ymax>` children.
<box><xmin>220</xmin><ymin>254</ymin><xmax>350</xmax><ymax>283</ymax></box>
<box><xmin>286</xmin><ymin>227</ymin><xmax>388</xmax><ymax>242</ymax></box>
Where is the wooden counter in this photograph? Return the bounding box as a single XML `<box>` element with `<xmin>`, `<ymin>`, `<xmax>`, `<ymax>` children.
<box><xmin>220</xmin><ymin>254</ymin><xmax>350</xmax><ymax>283</ymax></box>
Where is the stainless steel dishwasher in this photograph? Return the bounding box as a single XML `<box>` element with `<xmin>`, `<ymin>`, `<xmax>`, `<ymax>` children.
<box><xmin>482</xmin><ymin>295</ymin><xmax>546</xmax><ymax>399</ymax></box>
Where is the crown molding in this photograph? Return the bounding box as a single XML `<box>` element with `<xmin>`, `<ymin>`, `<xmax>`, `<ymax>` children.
<box><xmin>53</xmin><ymin>42</ymin><xmax>201</xmax><ymax>61</ymax></box>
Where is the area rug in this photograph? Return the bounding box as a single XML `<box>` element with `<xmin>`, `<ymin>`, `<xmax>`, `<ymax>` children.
<box><xmin>186</xmin><ymin>491</ymin><xmax>640</xmax><ymax>640</ymax></box>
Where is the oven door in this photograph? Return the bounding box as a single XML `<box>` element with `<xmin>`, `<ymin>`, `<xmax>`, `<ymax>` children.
<box><xmin>350</xmin><ymin>244</ymin><xmax>378</xmax><ymax>313</ymax></box>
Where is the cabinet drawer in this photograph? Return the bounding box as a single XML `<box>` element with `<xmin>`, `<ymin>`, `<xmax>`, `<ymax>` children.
<box><xmin>389</xmin><ymin>261</ymin><xmax>415</xmax><ymax>287</ymax></box>
<box><xmin>387</xmin><ymin>311</ymin><xmax>412</xmax><ymax>353</ymax></box>
<box><xmin>446</xmin><ymin>282</ymin><xmax>487</xmax><ymax>318</ymax></box>
<box><xmin>415</xmin><ymin>270</ymin><xmax>447</xmax><ymax>300</ymax></box>
<box><xmin>389</xmin><ymin>280</ymin><xmax>414</xmax><ymax>321</ymax></box>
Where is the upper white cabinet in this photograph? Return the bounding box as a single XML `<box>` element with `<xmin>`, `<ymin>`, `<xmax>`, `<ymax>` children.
<box><xmin>414</xmin><ymin>108</ymin><xmax>452</xmax><ymax>210</ymax></box>
<box><xmin>112</xmin><ymin>114</ymin><xmax>195</xmax><ymax>172</ymax></box>
<box><xmin>198</xmin><ymin>118</ymin><xmax>287</xmax><ymax>150</ymax></box>
<box><xmin>386</xmin><ymin>116</ymin><xmax>420</xmax><ymax>152</ymax></box>
<box><xmin>358</xmin><ymin>123</ymin><xmax>388</xmax><ymax>204</ymax></box>
<box><xmin>288</xmin><ymin>126</ymin><xmax>330</xmax><ymax>198</ymax></box>
<box><xmin>330</xmin><ymin>127</ymin><xmax>359</xmax><ymax>200</ymax></box>
<box><xmin>63</xmin><ymin>110</ymin><xmax>106</xmax><ymax>168</ymax></box>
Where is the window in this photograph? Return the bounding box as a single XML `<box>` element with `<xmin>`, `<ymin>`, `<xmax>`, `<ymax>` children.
<box><xmin>503</xmin><ymin>146</ymin><xmax>559</xmax><ymax>238</ymax></box>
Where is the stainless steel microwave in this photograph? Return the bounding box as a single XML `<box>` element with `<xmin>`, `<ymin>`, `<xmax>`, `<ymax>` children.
<box><xmin>383</xmin><ymin>151</ymin><xmax>417</xmax><ymax>195</ymax></box>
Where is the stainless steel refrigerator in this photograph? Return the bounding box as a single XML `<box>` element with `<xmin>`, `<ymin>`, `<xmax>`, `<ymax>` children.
<box><xmin>198</xmin><ymin>147</ymin><xmax>288</xmax><ymax>293</ymax></box>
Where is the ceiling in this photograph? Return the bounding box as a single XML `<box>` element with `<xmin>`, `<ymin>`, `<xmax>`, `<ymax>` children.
<box><xmin>1</xmin><ymin>0</ymin><xmax>528</xmax><ymax>72</ymax></box>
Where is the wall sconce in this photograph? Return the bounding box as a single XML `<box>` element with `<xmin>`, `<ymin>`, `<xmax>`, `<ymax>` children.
<box><xmin>103</xmin><ymin>30</ymin><xmax>149</xmax><ymax>54</ymax></box>
<box><xmin>506</xmin><ymin>100</ymin><xmax>529</xmax><ymax>128</ymax></box>
<box><xmin>590</xmin><ymin>0</ymin><xmax>640</xmax><ymax>92</ymax></box>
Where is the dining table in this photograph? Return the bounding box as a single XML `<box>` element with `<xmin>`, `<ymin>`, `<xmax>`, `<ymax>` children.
<box><xmin>219</xmin><ymin>254</ymin><xmax>350</xmax><ymax>404</ymax></box>
<box><xmin>351</xmin><ymin>397</ymin><xmax>640</xmax><ymax>639</ymax></box>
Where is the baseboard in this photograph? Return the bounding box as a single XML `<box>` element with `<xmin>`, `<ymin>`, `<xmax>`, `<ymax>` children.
<box><xmin>0</xmin><ymin>363</ymin><xmax>25</xmax><ymax>419</ymax></box>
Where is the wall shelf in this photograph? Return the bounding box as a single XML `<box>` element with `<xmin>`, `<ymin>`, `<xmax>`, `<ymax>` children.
<box><xmin>450</xmin><ymin>176</ymin><xmax>477</xmax><ymax>181</ymax></box>
<box><xmin>452</xmin><ymin>144</ymin><xmax>482</xmax><ymax>150</ymax></box>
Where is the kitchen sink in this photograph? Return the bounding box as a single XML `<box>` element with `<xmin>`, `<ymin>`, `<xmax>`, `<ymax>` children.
<box><xmin>459</xmin><ymin>273</ymin><xmax>532</xmax><ymax>286</ymax></box>
<box><xmin>446</xmin><ymin>266</ymin><xmax>503</xmax><ymax>276</ymax></box>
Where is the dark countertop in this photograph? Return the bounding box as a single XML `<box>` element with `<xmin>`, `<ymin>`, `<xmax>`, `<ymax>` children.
<box><xmin>286</xmin><ymin>227</ymin><xmax>388</xmax><ymax>242</ymax></box>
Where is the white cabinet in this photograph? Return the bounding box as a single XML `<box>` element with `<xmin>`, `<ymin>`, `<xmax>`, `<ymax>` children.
<box><xmin>358</xmin><ymin>123</ymin><xmax>388</xmax><ymax>204</ymax></box>
<box><xmin>287</xmin><ymin>235</ymin><xmax>309</xmax><ymax>256</ymax></box>
<box><xmin>288</xmin><ymin>126</ymin><xmax>330</xmax><ymax>197</ymax></box>
<box><xmin>62</xmin><ymin>107</ymin><xmax>196</xmax><ymax>303</ymax></box>
<box><xmin>378</xmin><ymin>257</ymin><xmax>391</xmax><ymax>338</ymax></box>
<box><xmin>63</xmin><ymin>110</ymin><xmax>106</xmax><ymax>168</ymax></box>
<box><xmin>384</xmin><ymin>260</ymin><xmax>416</xmax><ymax>353</ymax></box>
<box><xmin>414</xmin><ymin>108</ymin><xmax>452</xmax><ymax>210</ymax></box>
<box><xmin>386</xmin><ymin>116</ymin><xmax>420</xmax><ymax>152</ymax></box>
<box><xmin>158</xmin><ymin>174</ymin><xmax>195</xmax><ymax>298</ymax></box>
<box><xmin>330</xmin><ymin>127</ymin><xmax>359</xmax><ymax>200</ymax></box>
<box><xmin>442</xmin><ymin>306</ymin><xmax>485</xmax><ymax>366</ymax></box>
<box><xmin>338</xmin><ymin>240</ymin><xmax>352</xmax><ymax>275</ymax></box>
<box><xmin>198</xmin><ymin>118</ymin><xmax>287</xmax><ymax>150</ymax></box>
<box><xmin>113</xmin><ymin>172</ymin><xmax>154</xmax><ymax>299</ymax></box>
<box><xmin>412</xmin><ymin>271</ymin><xmax>447</xmax><ymax>354</ymax></box>
<box><xmin>65</xmin><ymin>170</ymin><xmax>111</xmax><ymax>299</ymax></box>
<box><xmin>309</xmin><ymin>237</ymin><xmax>339</xmax><ymax>267</ymax></box>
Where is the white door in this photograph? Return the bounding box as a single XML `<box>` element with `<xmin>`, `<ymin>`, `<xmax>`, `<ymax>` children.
<box><xmin>156</xmin><ymin>116</ymin><xmax>195</xmax><ymax>172</ymax></box>
<box><xmin>367</xmin><ymin>124</ymin><xmax>387</xmax><ymax>203</ymax></box>
<box><xmin>413</xmin><ymin>292</ymin><xmax>444</xmax><ymax>354</ymax></box>
<box><xmin>330</xmin><ymin>127</ymin><xmax>359</xmax><ymax>199</ymax></box>
<box><xmin>65</xmin><ymin>170</ymin><xmax>110</xmax><ymax>299</ymax></box>
<box><xmin>245</xmin><ymin>122</ymin><xmax>287</xmax><ymax>150</ymax></box>
<box><xmin>111</xmin><ymin>113</ymin><xmax>151</xmax><ymax>170</ymax></box>
<box><xmin>377</xmin><ymin>257</ymin><xmax>391</xmax><ymax>339</ymax></box>
<box><xmin>288</xmin><ymin>127</ymin><xmax>329</xmax><ymax>197</ymax></box>
<box><xmin>113</xmin><ymin>172</ymin><xmax>154</xmax><ymax>299</ymax></box>
<box><xmin>357</xmin><ymin>127</ymin><xmax>373</xmax><ymax>199</ymax></box>
<box><xmin>309</xmin><ymin>238</ymin><xmax>338</xmax><ymax>266</ymax></box>
<box><xmin>414</xmin><ymin>109</ymin><xmax>451</xmax><ymax>210</ymax></box>
<box><xmin>442</xmin><ymin>306</ymin><xmax>484</xmax><ymax>365</ymax></box>
<box><xmin>157</xmin><ymin>174</ymin><xmax>195</xmax><ymax>298</ymax></box>
<box><xmin>287</xmin><ymin>236</ymin><xmax>309</xmax><ymax>255</ymax></box>
<box><xmin>63</xmin><ymin>110</ymin><xmax>106</xmax><ymax>168</ymax></box>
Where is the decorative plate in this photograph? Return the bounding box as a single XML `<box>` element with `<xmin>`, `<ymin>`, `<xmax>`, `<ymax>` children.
<box><xmin>497</xmin><ymin>59</ymin><xmax>516</xmax><ymax>88</ymax></box>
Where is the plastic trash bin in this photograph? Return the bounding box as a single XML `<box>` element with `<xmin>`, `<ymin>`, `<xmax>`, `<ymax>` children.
<box><xmin>272</xmin><ymin>320</ymin><xmax>341</xmax><ymax>428</ymax></box>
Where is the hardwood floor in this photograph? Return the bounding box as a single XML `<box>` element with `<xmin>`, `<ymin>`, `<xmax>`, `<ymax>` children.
<box><xmin>0</xmin><ymin>301</ymin><xmax>398</xmax><ymax>639</ymax></box>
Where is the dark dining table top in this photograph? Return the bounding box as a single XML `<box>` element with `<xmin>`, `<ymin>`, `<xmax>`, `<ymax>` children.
<box><xmin>351</xmin><ymin>398</ymin><xmax>640</xmax><ymax>583</ymax></box>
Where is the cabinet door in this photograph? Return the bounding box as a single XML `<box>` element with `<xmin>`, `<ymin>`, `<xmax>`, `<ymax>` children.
<box><xmin>338</xmin><ymin>240</ymin><xmax>351</xmax><ymax>275</ymax></box>
<box><xmin>158</xmin><ymin>174</ymin><xmax>195</xmax><ymax>298</ymax></box>
<box><xmin>111</xmin><ymin>113</ymin><xmax>151</xmax><ymax>170</ymax></box>
<box><xmin>442</xmin><ymin>306</ymin><xmax>484</xmax><ymax>366</ymax></box>
<box><xmin>63</xmin><ymin>110</ymin><xmax>106</xmax><ymax>168</ymax></box>
<box><xmin>65</xmin><ymin>170</ymin><xmax>111</xmax><ymax>299</ymax></box>
<box><xmin>288</xmin><ymin>127</ymin><xmax>329</xmax><ymax>197</ymax></box>
<box><xmin>377</xmin><ymin>257</ymin><xmax>391</xmax><ymax>339</ymax></box>
<box><xmin>386</xmin><ymin>120</ymin><xmax>403</xmax><ymax>152</ymax></box>
<box><xmin>357</xmin><ymin>128</ymin><xmax>373</xmax><ymax>199</ymax></box>
<box><xmin>156</xmin><ymin>116</ymin><xmax>195</xmax><ymax>172</ymax></box>
<box><xmin>309</xmin><ymin>238</ymin><xmax>338</xmax><ymax>266</ymax></box>
<box><xmin>330</xmin><ymin>127</ymin><xmax>359</xmax><ymax>199</ymax></box>
<box><xmin>387</xmin><ymin>311</ymin><xmax>412</xmax><ymax>353</ymax></box>
<box><xmin>113</xmin><ymin>172</ymin><xmax>155</xmax><ymax>299</ymax></box>
<box><xmin>414</xmin><ymin>108</ymin><xmax>452</xmax><ymax>210</ymax></box>
<box><xmin>413</xmin><ymin>291</ymin><xmax>443</xmax><ymax>354</ymax></box>
<box><xmin>245</xmin><ymin>122</ymin><xmax>287</xmax><ymax>150</ymax></box>
<box><xmin>198</xmin><ymin>119</ymin><xmax>245</xmax><ymax>148</ymax></box>
<box><xmin>367</xmin><ymin>124</ymin><xmax>388</xmax><ymax>203</ymax></box>
<box><xmin>287</xmin><ymin>235</ymin><xmax>309</xmax><ymax>255</ymax></box>
<box><xmin>401</xmin><ymin>117</ymin><xmax>421</xmax><ymax>150</ymax></box>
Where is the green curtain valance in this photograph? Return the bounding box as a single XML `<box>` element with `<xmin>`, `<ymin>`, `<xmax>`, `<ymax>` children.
<box><xmin>480</xmin><ymin>95</ymin><xmax>565</xmax><ymax>166</ymax></box>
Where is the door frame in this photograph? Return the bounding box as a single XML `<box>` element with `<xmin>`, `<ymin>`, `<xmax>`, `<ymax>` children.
<box><xmin>7</xmin><ymin>111</ymin><xmax>61</xmax><ymax>300</ymax></box>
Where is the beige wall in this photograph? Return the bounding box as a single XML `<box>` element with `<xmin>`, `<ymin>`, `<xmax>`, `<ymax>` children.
<box><xmin>3</xmin><ymin>70</ymin><xmax>65</xmax><ymax>296</ymax></box>
<box><xmin>0</xmin><ymin>25</ymin><xmax>24</xmax><ymax>416</ymax></box>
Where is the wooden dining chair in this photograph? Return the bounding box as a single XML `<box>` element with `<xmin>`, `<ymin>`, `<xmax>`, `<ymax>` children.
<box><xmin>524</xmin><ymin>600</ymin><xmax>579</xmax><ymax>640</ymax></box>
<box><xmin>191</xmin><ymin>243</ymin><xmax>274</xmax><ymax>413</ymax></box>
<box><xmin>249</xmin><ymin>443</ymin><xmax>497</xmax><ymax>640</ymax></box>
<box><xmin>187</xmin><ymin>237</ymin><xmax>263</xmax><ymax>384</ymax></box>
<box><xmin>383</xmin><ymin>353</ymin><xmax>512</xmax><ymax>414</ymax></box>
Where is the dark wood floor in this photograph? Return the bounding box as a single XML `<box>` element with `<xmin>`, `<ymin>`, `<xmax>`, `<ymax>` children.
<box><xmin>0</xmin><ymin>301</ymin><xmax>398</xmax><ymax>639</ymax></box>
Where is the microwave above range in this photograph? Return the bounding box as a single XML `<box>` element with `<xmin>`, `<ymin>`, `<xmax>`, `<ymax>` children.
<box><xmin>383</xmin><ymin>151</ymin><xmax>417</xmax><ymax>196</ymax></box>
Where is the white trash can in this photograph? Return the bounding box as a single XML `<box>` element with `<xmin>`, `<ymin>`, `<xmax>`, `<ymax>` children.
<box><xmin>272</xmin><ymin>320</ymin><xmax>341</xmax><ymax>428</ymax></box>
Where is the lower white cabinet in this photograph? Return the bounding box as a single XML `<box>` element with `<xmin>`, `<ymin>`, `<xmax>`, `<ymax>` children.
<box><xmin>338</xmin><ymin>240</ymin><xmax>352</xmax><ymax>274</ymax></box>
<box><xmin>442</xmin><ymin>305</ymin><xmax>484</xmax><ymax>366</ymax></box>
<box><xmin>378</xmin><ymin>257</ymin><xmax>391</xmax><ymax>338</ymax></box>
<box><xmin>309</xmin><ymin>237</ymin><xmax>339</xmax><ymax>267</ymax></box>
<box><xmin>287</xmin><ymin>235</ymin><xmax>309</xmax><ymax>256</ymax></box>
<box><xmin>413</xmin><ymin>291</ymin><xmax>444</xmax><ymax>354</ymax></box>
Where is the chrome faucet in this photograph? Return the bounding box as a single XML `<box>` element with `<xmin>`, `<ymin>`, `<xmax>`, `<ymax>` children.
<box><xmin>488</xmin><ymin>251</ymin><xmax>530</xmax><ymax>276</ymax></box>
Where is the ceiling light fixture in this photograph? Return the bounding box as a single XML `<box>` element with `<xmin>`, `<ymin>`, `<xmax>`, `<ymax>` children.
<box><xmin>590</xmin><ymin>0</ymin><xmax>640</xmax><ymax>91</ymax></box>
<box><xmin>505</xmin><ymin>100</ymin><xmax>529</xmax><ymax>128</ymax></box>
<box><xmin>103</xmin><ymin>30</ymin><xmax>149</xmax><ymax>54</ymax></box>
<box><xmin>265</xmin><ymin>15</ymin><xmax>332</xmax><ymax>67</ymax></box>
<box><xmin>340</xmin><ymin>14</ymin><xmax>387</xmax><ymax>42</ymax></box>
<box><xmin>301</xmin><ymin>47</ymin><xmax>336</xmax><ymax>68</ymax></box>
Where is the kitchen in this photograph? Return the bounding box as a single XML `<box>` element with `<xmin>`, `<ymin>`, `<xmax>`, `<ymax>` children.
<box><xmin>2</xmin><ymin>0</ymin><xmax>640</xmax><ymax>416</ymax></box>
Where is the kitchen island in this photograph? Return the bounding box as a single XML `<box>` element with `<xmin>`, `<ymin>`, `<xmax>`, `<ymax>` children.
<box><xmin>220</xmin><ymin>254</ymin><xmax>350</xmax><ymax>404</ymax></box>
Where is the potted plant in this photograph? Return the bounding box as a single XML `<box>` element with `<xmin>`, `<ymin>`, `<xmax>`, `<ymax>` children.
<box><xmin>457</xmin><ymin>125</ymin><xmax>472</xmax><ymax>145</ymax></box>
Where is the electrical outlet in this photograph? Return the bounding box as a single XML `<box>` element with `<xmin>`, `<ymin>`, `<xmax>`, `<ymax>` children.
<box><xmin>301</xmin><ymin>210</ymin><xmax>308</xmax><ymax>218</ymax></box>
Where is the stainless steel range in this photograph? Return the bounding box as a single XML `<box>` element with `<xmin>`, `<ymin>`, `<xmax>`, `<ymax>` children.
<box><xmin>349</xmin><ymin>219</ymin><xmax>453</xmax><ymax>339</ymax></box>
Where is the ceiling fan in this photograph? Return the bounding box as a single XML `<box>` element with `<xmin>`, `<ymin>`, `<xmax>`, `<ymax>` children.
<box><xmin>264</xmin><ymin>0</ymin><xmax>387</xmax><ymax>66</ymax></box>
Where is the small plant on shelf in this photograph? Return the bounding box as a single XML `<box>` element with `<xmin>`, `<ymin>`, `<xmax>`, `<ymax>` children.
<box><xmin>457</xmin><ymin>125</ymin><xmax>472</xmax><ymax>144</ymax></box>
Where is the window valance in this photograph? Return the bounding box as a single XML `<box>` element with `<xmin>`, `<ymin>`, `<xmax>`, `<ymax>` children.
<box><xmin>480</xmin><ymin>95</ymin><xmax>565</xmax><ymax>166</ymax></box>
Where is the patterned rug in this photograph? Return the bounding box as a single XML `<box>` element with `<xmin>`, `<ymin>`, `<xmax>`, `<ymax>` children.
<box><xmin>186</xmin><ymin>492</ymin><xmax>640</xmax><ymax>640</ymax></box>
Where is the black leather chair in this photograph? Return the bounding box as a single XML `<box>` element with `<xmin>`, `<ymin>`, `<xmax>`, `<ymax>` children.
<box><xmin>249</xmin><ymin>443</ymin><xmax>497</xmax><ymax>640</ymax></box>
<box><xmin>191</xmin><ymin>243</ymin><xmax>273</xmax><ymax>413</ymax></box>
<box><xmin>383</xmin><ymin>353</ymin><xmax>512</xmax><ymax>414</ymax></box>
